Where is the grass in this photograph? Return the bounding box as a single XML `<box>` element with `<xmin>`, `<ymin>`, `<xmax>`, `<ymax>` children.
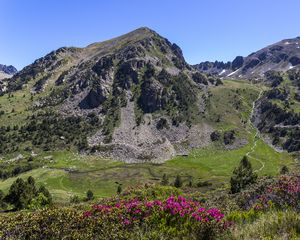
<box><xmin>232</xmin><ymin>210</ymin><xmax>300</xmax><ymax>239</ymax></box>
<box><xmin>0</xmin><ymin>79</ymin><xmax>297</xmax><ymax>202</ymax></box>
<box><xmin>0</xmin><ymin>133</ymin><xmax>295</xmax><ymax>202</ymax></box>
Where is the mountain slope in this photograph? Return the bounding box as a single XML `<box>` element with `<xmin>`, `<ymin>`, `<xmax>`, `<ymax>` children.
<box><xmin>0</xmin><ymin>27</ymin><xmax>223</xmax><ymax>163</ymax></box>
<box><xmin>253</xmin><ymin>68</ymin><xmax>300</xmax><ymax>152</ymax></box>
<box><xmin>195</xmin><ymin>37</ymin><xmax>300</xmax><ymax>81</ymax></box>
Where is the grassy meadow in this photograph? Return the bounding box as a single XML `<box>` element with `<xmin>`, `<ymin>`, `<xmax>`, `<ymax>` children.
<box><xmin>0</xmin><ymin>80</ymin><xmax>297</xmax><ymax>202</ymax></box>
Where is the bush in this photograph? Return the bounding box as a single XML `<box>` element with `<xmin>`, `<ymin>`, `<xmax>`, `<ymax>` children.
<box><xmin>86</xmin><ymin>195</ymin><xmax>226</xmax><ymax>238</ymax></box>
<box><xmin>28</xmin><ymin>193</ymin><xmax>51</xmax><ymax>210</ymax></box>
<box><xmin>161</xmin><ymin>174</ymin><xmax>169</xmax><ymax>186</ymax></box>
<box><xmin>232</xmin><ymin>211</ymin><xmax>300</xmax><ymax>239</ymax></box>
<box><xmin>70</xmin><ymin>195</ymin><xmax>81</xmax><ymax>204</ymax></box>
<box><xmin>280</xmin><ymin>165</ymin><xmax>289</xmax><ymax>175</ymax></box>
<box><xmin>252</xmin><ymin>175</ymin><xmax>300</xmax><ymax>211</ymax></box>
<box><xmin>230</xmin><ymin>156</ymin><xmax>257</xmax><ymax>193</ymax></box>
<box><xmin>0</xmin><ymin>196</ymin><xmax>227</xmax><ymax>240</ymax></box>
<box><xmin>86</xmin><ymin>190</ymin><xmax>94</xmax><ymax>201</ymax></box>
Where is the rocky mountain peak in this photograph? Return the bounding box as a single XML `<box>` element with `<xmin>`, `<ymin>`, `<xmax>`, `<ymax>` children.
<box><xmin>194</xmin><ymin>36</ymin><xmax>300</xmax><ymax>82</ymax></box>
<box><xmin>0</xmin><ymin>64</ymin><xmax>17</xmax><ymax>75</ymax></box>
<box><xmin>2</xmin><ymin>27</ymin><xmax>220</xmax><ymax>163</ymax></box>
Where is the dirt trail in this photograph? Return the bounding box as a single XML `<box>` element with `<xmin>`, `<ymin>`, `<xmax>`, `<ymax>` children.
<box><xmin>245</xmin><ymin>89</ymin><xmax>265</xmax><ymax>173</ymax></box>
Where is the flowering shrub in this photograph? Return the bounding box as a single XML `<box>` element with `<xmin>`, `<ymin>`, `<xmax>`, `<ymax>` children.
<box><xmin>253</xmin><ymin>175</ymin><xmax>300</xmax><ymax>211</ymax></box>
<box><xmin>84</xmin><ymin>195</ymin><xmax>226</xmax><ymax>238</ymax></box>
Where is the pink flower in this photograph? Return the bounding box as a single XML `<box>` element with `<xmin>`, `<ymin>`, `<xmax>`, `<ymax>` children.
<box><xmin>83</xmin><ymin>211</ymin><xmax>92</xmax><ymax>218</ymax></box>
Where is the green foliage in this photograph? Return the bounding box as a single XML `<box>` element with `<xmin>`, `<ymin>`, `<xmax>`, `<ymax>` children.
<box><xmin>38</xmin><ymin>185</ymin><xmax>52</xmax><ymax>205</ymax></box>
<box><xmin>174</xmin><ymin>175</ymin><xmax>183</xmax><ymax>188</ymax></box>
<box><xmin>280</xmin><ymin>165</ymin><xmax>289</xmax><ymax>174</ymax></box>
<box><xmin>4</xmin><ymin>176</ymin><xmax>51</xmax><ymax>210</ymax></box>
<box><xmin>117</xmin><ymin>185</ymin><xmax>122</xmax><ymax>195</ymax></box>
<box><xmin>120</xmin><ymin>185</ymin><xmax>182</xmax><ymax>201</ymax></box>
<box><xmin>5</xmin><ymin>178</ymin><xmax>33</xmax><ymax>210</ymax></box>
<box><xmin>230</xmin><ymin>156</ymin><xmax>257</xmax><ymax>194</ymax></box>
<box><xmin>70</xmin><ymin>195</ymin><xmax>81</xmax><ymax>204</ymax></box>
<box><xmin>28</xmin><ymin>193</ymin><xmax>50</xmax><ymax>210</ymax></box>
<box><xmin>86</xmin><ymin>190</ymin><xmax>94</xmax><ymax>201</ymax></box>
<box><xmin>161</xmin><ymin>174</ymin><xmax>169</xmax><ymax>186</ymax></box>
<box><xmin>0</xmin><ymin>110</ymin><xmax>102</xmax><ymax>154</ymax></box>
<box><xmin>226</xmin><ymin>209</ymin><xmax>261</xmax><ymax>224</ymax></box>
<box><xmin>232</xmin><ymin>211</ymin><xmax>300</xmax><ymax>239</ymax></box>
<box><xmin>101</xmin><ymin>96</ymin><xmax>122</xmax><ymax>143</ymax></box>
<box><xmin>0</xmin><ymin>190</ymin><xmax>7</xmax><ymax>209</ymax></box>
<box><xmin>0</xmin><ymin>157</ymin><xmax>41</xmax><ymax>180</ymax></box>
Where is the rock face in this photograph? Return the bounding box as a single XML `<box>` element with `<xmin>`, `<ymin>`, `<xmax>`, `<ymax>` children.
<box><xmin>0</xmin><ymin>64</ymin><xmax>17</xmax><ymax>92</ymax></box>
<box><xmin>0</xmin><ymin>64</ymin><xmax>17</xmax><ymax>76</ymax></box>
<box><xmin>194</xmin><ymin>37</ymin><xmax>300</xmax><ymax>81</ymax></box>
<box><xmin>4</xmin><ymin>27</ymin><xmax>220</xmax><ymax>162</ymax></box>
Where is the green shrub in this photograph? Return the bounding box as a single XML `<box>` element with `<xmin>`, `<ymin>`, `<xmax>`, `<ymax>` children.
<box><xmin>70</xmin><ymin>195</ymin><xmax>81</xmax><ymax>204</ymax></box>
<box><xmin>86</xmin><ymin>190</ymin><xmax>94</xmax><ymax>201</ymax></box>
<box><xmin>230</xmin><ymin>156</ymin><xmax>257</xmax><ymax>193</ymax></box>
<box><xmin>4</xmin><ymin>176</ymin><xmax>52</xmax><ymax>210</ymax></box>
<box><xmin>174</xmin><ymin>175</ymin><xmax>183</xmax><ymax>188</ymax></box>
<box><xmin>226</xmin><ymin>209</ymin><xmax>261</xmax><ymax>224</ymax></box>
<box><xmin>232</xmin><ymin>211</ymin><xmax>300</xmax><ymax>239</ymax></box>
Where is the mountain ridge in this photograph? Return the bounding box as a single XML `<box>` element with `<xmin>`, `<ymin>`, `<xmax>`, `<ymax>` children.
<box><xmin>0</xmin><ymin>64</ymin><xmax>17</xmax><ymax>80</ymax></box>
<box><xmin>194</xmin><ymin>36</ymin><xmax>300</xmax><ymax>81</ymax></box>
<box><xmin>0</xmin><ymin>27</ymin><xmax>222</xmax><ymax>163</ymax></box>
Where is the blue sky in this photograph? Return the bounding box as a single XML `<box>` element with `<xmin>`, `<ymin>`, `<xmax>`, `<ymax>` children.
<box><xmin>1</xmin><ymin>0</ymin><xmax>300</xmax><ymax>70</ymax></box>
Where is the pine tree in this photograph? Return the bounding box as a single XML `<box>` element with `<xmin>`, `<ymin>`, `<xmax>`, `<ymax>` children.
<box><xmin>5</xmin><ymin>178</ymin><xmax>32</xmax><ymax>209</ymax></box>
<box><xmin>4</xmin><ymin>177</ymin><xmax>52</xmax><ymax>210</ymax></box>
<box><xmin>188</xmin><ymin>176</ymin><xmax>193</xmax><ymax>187</ymax></box>
<box><xmin>161</xmin><ymin>174</ymin><xmax>169</xmax><ymax>186</ymax></box>
<box><xmin>117</xmin><ymin>184</ymin><xmax>122</xmax><ymax>194</ymax></box>
<box><xmin>230</xmin><ymin>156</ymin><xmax>257</xmax><ymax>193</ymax></box>
<box><xmin>38</xmin><ymin>185</ymin><xmax>52</xmax><ymax>205</ymax></box>
<box><xmin>174</xmin><ymin>175</ymin><xmax>183</xmax><ymax>188</ymax></box>
<box><xmin>86</xmin><ymin>190</ymin><xmax>94</xmax><ymax>201</ymax></box>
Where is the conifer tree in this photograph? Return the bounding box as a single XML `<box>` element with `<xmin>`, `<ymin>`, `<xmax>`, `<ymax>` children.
<box><xmin>230</xmin><ymin>156</ymin><xmax>257</xmax><ymax>193</ymax></box>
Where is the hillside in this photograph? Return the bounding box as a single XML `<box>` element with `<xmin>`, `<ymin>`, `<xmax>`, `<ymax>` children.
<box><xmin>0</xmin><ymin>27</ymin><xmax>224</xmax><ymax>163</ymax></box>
<box><xmin>195</xmin><ymin>37</ymin><xmax>300</xmax><ymax>81</ymax></box>
<box><xmin>253</xmin><ymin>68</ymin><xmax>300</xmax><ymax>152</ymax></box>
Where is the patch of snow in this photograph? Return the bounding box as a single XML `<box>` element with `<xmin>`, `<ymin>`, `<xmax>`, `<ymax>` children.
<box><xmin>297</xmin><ymin>46</ymin><xmax>300</xmax><ymax>49</ymax></box>
<box><xmin>219</xmin><ymin>69</ymin><xmax>226</xmax><ymax>75</ymax></box>
<box><xmin>227</xmin><ymin>69</ymin><xmax>239</xmax><ymax>77</ymax></box>
<box><xmin>289</xmin><ymin>65</ymin><xmax>295</xmax><ymax>70</ymax></box>
<box><xmin>284</xmin><ymin>41</ymin><xmax>290</xmax><ymax>45</ymax></box>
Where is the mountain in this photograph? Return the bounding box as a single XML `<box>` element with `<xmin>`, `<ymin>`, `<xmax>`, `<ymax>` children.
<box><xmin>0</xmin><ymin>64</ymin><xmax>17</xmax><ymax>75</ymax></box>
<box><xmin>194</xmin><ymin>37</ymin><xmax>300</xmax><ymax>81</ymax></box>
<box><xmin>0</xmin><ymin>64</ymin><xmax>17</xmax><ymax>92</ymax></box>
<box><xmin>1</xmin><ymin>27</ymin><xmax>223</xmax><ymax>162</ymax></box>
<box><xmin>0</xmin><ymin>64</ymin><xmax>17</xmax><ymax>80</ymax></box>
